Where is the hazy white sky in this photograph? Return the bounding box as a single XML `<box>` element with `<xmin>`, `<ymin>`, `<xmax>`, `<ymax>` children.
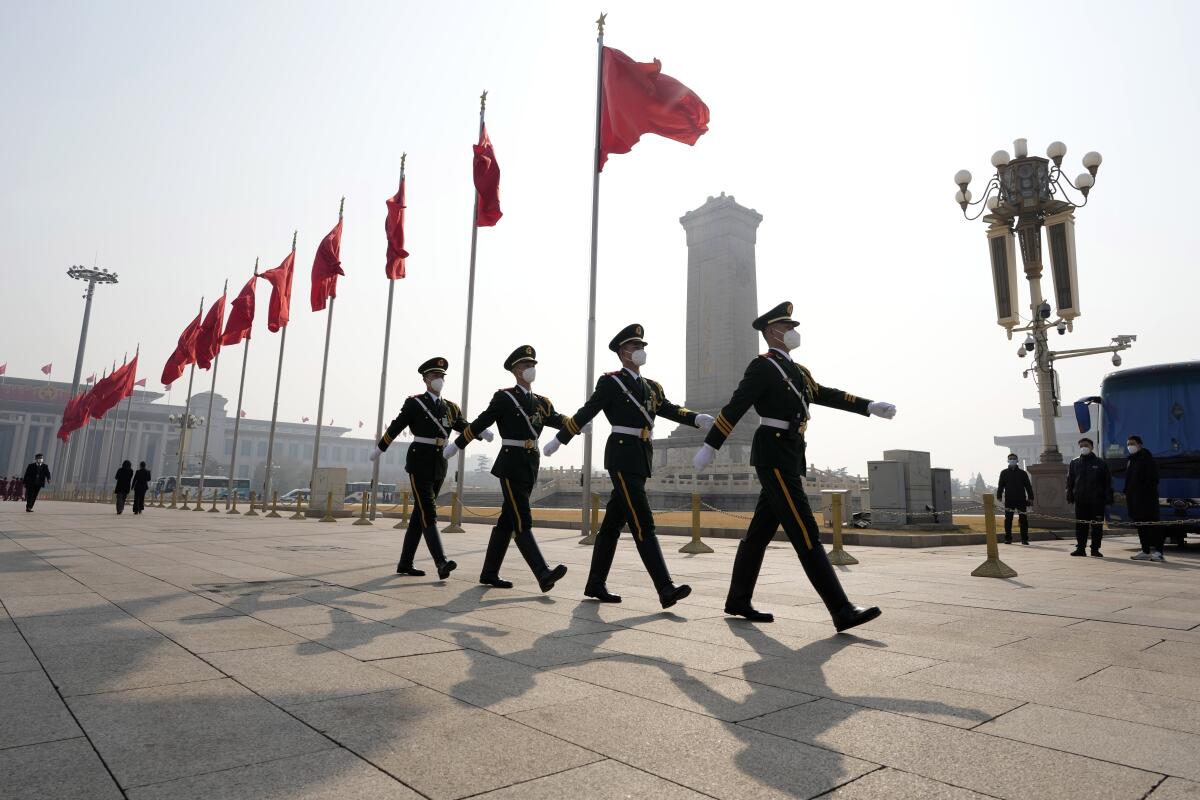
<box><xmin>2</xmin><ymin>0</ymin><xmax>1197</xmax><ymax>480</ymax></box>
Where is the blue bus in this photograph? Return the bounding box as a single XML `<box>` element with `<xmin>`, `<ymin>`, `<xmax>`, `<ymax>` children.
<box><xmin>1074</xmin><ymin>361</ymin><xmax>1200</xmax><ymax>546</ymax></box>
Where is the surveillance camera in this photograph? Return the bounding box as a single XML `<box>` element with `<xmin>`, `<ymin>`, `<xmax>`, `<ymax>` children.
<box><xmin>1017</xmin><ymin>346</ymin><xmax>1028</xmax><ymax>358</ymax></box>
<box><xmin>1112</xmin><ymin>353</ymin><xmax>1122</xmax><ymax>367</ymax></box>
<box><xmin>1023</xmin><ymin>334</ymin><xmax>1035</xmax><ymax>353</ymax></box>
<box><xmin>1056</xmin><ymin>322</ymin><xmax>1067</xmax><ymax>335</ymax></box>
<box><xmin>1038</xmin><ymin>301</ymin><xmax>1052</xmax><ymax>320</ymax></box>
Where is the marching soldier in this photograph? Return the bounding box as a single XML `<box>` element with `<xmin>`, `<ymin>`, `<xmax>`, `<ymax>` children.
<box><xmin>545</xmin><ymin>324</ymin><xmax>714</xmax><ymax>609</ymax></box>
<box><xmin>692</xmin><ymin>302</ymin><xmax>896</xmax><ymax>631</ymax></box>
<box><xmin>371</xmin><ymin>357</ymin><xmax>472</xmax><ymax>580</ymax></box>
<box><xmin>443</xmin><ymin>345</ymin><xmax>576</xmax><ymax>592</ymax></box>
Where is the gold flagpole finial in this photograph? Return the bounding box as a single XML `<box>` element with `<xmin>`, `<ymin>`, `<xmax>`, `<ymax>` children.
<box><xmin>291</xmin><ymin>230</ymin><xmax>298</xmax><ymax>251</ymax></box>
<box><xmin>400</xmin><ymin>152</ymin><xmax>407</xmax><ymax>172</ymax></box>
<box><xmin>480</xmin><ymin>90</ymin><xmax>488</xmax><ymax>112</ymax></box>
<box><xmin>253</xmin><ymin>256</ymin><xmax>260</xmax><ymax>276</ymax></box>
<box><xmin>596</xmin><ymin>12</ymin><xmax>606</xmax><ymax>36</ymax></box>
<box><xmin>338</xmin><ymin>196</ymin><xmax>345</xmax><ymax>220</ymax></box>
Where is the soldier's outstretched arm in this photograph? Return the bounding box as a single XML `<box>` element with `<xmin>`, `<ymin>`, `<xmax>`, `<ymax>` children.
<box><xmin>811</xmin><ymin>381</ymin><xmax>872</xmax><ymax>416</ymax></box>
<box><xmin>455</xmin><ymin>392</ymin><xmax>504</xmax><ymax>449</ymax></box>
<box><xmin>650</xmin><ymin>380</ymin><xmax>700</xmax><ymax>428</ymax></box>
<box><xmin>539</xmin><ymin>397</ymin><xmax>568</xmax><ymax>431</ymax></box>
<box><xmin>555</xmin><ymin>377</ymin><xmax>614</xmax><ymax>444</ymax></box>
<box><xmin>379</xmin><ymin>399</ymin><xmax>413</xmax><ymax>452</ymax></box>
<box><xmin>704</xmin><ymin>359</ymin><xmax>770</xmax><ymax>451</ymax></box>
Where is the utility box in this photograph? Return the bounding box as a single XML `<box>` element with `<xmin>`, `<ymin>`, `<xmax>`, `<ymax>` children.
<box><xmin>311</xmin><ymin>467</ymin><xmax>347</xmax><ymax>513</ymax></box>
<box><xmin>821</xmin><ymin>490</ymin><xmax>852</xmax><ymax>527</ymax></box>
<box><xmin>931</xmin><ymin>468</ymin><xmax>953</xmax><ymax>523</ymax></box>
<box><xmin>867</xmin><ymin>461</ymin><xmax>906</xmax><ymax>509</ymax></box>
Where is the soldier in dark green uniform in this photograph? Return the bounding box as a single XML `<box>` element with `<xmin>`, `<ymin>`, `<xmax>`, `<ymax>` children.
<box><xmin>545</xmin><ymin>324</ymin><xmax>714</xmax><ymax>609</ymax></box>
<box><xmin>692</xmin><ymin>302</ymin><xmax>897</xmax><ymax>631</ymax></box>
<box><xmin>443</xmin><ymin>345</ymin><xmax>573</xmax><ymax>592</ymax></box>
<box><xmin>370</xmin><ymin>357</ymin><xmax>470</xmax><ymax>580</ymax></box>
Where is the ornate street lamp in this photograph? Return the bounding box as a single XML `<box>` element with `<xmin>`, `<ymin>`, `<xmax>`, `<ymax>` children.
<box><xmin>62</xmin><ymin>266</ymin><xmax>119</xmax><ymax>487</ymax></box>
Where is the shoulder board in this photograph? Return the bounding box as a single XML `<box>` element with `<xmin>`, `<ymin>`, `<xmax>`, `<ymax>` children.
<box><xmin>604</xmin><ymin>370</ymin><xmax>620</xmax><ymax>377</ymax></box>
<box><xmin>446</xmin><ymin>400</ymin><xmax>460</xmax><ymax>410</ymax></box>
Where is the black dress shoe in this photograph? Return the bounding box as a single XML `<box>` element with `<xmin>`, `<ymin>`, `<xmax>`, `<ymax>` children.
<box><xmin>832</xmin><ymin>604</ymin><xmax>882</xmax><ymax>633</ymax></box>
<box><xmin>1003</xmin><ymin>537</ymin><xmax>1012</xmax><ymax>544</ymax></box>
<box><xmin>538</xmin><ymin>564</ymin><xmax>568</xmax><ymax>593</ymax></box>
<box><xmin>479</xmin><ymin>576</ymin><xmax>513</xmax><ymax>589</ymax></box>
<box><xmin>437</xmin><ymin>560</ymin><xmax>457</xmax><ymax>580</ymax></box>
<box><xmin>1070</xmin><ymin>549</ymin><xmax>1086</xmax><ymax>557</ymax></box>
<box><xmin>725</xmin><ymin>603</ymin><xmax>774</xmax><ymax>623</ymax></box>
<box><xmin>584</xmin><ymin>587</ymin><xmax>622</xmax><ymax>603</ymax></box>
<box><xmin>658</xmin><ymin>584</ymin><xmax>692</xmax><ymax>609</ymax></box>
<box><xmin>1090</xmin><ymin>550</ymin><xmax>1104</xmax><ymax>558</ymax></box>
<box><xmin>396</xmin><ymin>564</ymin><xmax>426</xmax><ymax>576</ymax></box>
<box><xmin>1021</xmin><ymin>539</ymin><xmax>1030</xmax><ymax>546</ymax></box>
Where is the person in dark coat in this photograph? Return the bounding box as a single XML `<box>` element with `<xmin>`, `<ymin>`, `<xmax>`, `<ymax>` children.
<box><xmin>1123</xmin><ymin>435</ymin><xmax>1162</xmax><ymax>562</ymax></box>
<box><xmin>23</xmin><ymin>454</ymin><xmax>50</xmax><ymax>512</ymax></box>
<box><xmin>132</xmin><ymin>462</ymin><xmax>151</xmax><ymax>515</ymax></box>
<box><xmin>1066</xmin><ymin>437</ymin><xmax>1112</xmax><ymax>557</ymax></box>
<box><xmin>114</xmin><ymin>460</ymin><xmax>134</xmax><ymax>514</ymax></box>
<box><xmin>996</xmin><ymin>454</ymin><xmax>1034</xmax><ymax>545</ymax></box>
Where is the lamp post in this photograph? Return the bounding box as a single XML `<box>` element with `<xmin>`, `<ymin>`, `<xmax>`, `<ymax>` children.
<box><xmin>167</xmin><ymin>412</ymin><xmax>205</xmax><ymax>506</ymax></box>
<box><xmin>955</xmin><ymin>138</ymin><xmax>1134</xmax><ymax>525</ymax></box>
<box><xmin>62</xmin><ymin>266</ymin><xmax>118</xmax><ymax>488</ymax></box>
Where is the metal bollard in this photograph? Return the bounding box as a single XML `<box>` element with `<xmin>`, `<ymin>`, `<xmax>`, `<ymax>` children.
<box><xmin>827</xmin><ymin>492</ymin><xmax>859</xmax><ymax>565</ymax></box>
<box><xmin>320</xmin><ymin>491</ymin><xmax>337</xmax><ymax>523</ymax></box>
<box><xmin>394</xmin><ymin>490</ymin><xmax>409</xmax><ymax>529</ymax></box>
<box><xmin>244</xmin><ymin>491</ymin><xmax>259</xmax><ymax>517</ymax></box>
<box><xmin>180</xmin><ymin>490</ymin><xmax>191</xmax><ymax>511</ymax></box>
<box><xmin>353</xmin><ymin>491</ymin><xmax>373</xmax><ymax>526</ymax></box>
<box><xmin>227</xmin><ymin>492</ymin><xmax>239</xmax><ymax>514</ymax></box>
<box><xmin>580</xmin><ymin>493</ymin><xmax>601</xmax><ymax>545</ymax></box>
<box><xmin>443</xmin><ymin>492</ymin><xmax>465</xmax><ymax>533</ymax></box>
<box><xmin>679</xmin><ymin>492</ymin><xmax>714</xmax><ymax>553</ymax></box>
<box><xmin>290</xmin><ymin>493</ymin><xmax>306</xmax><ymax>520</ymax></box>
<box><xmin>208</xmin><ymin>491</ymin><xmax>219</xmax><ymax>513</ymax></box>
<box><xmin>266</xmin><ymin>491</ymin><xmax>282</xmax><ymax>518</ymax></box>
<box><xmin>971</xmin><ymin>493</ymin><xmax>1017</xmax><ymax>578</ymax></box>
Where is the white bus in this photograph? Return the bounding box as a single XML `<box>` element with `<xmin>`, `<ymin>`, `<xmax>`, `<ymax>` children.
<box><xmin>153</xmin><ymin>475</ymin><xmax>251</xmax><ymax>500</ymax></box>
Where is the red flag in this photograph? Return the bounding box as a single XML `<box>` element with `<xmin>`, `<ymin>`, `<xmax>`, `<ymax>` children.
<box><xmin>134</xmin><ymin>377</ymin><xmax>146</xmax><ymax>387</ymax></box>
<box><xmin>302</xmin><ymin>416</ymin><xmax>310</xmax><ymax>423</ymax></box>
<box><xmin>384</xmin><ymin>176</ymin><xmax>409</xmax><ymax>279</ymax></box>
<box><xmin>0</xmin><ymin>363</ymin><xmax>6</xmax><ymax>376</ymax></box>
<box><xmin>358</xmin><ymin>420</ymin><xmax>363</xmax><ymax>428</ymax></box>
<box><xmin>261</xmin><ymin>251</ymin><xmax>295</xmax><ymax>333</ymax></box>
<box><xmin>40</xmin><ymin>363</ymin><xmax>52</xmax><ymax>376</ymax></box>
<box><xmin>473</xmin><ymin>126</ymin><xmax>502</xmax><ymax>227</ymax></box>
<box><xmin>89</xmin><ymin>356</ymin><xmax>138</xmax><ymax>420</ymax></box>
<box><xmin>239</xmin><ymin>409</ymin><xmax>247</xmax><ymax>418</ymax></box>
<box><xmin>598</xmin><ymin>47</ymin><xmax>710</xmax><ymax>171</ymax></box>
<box><xmin>221</xmin><ymin>275</ymin><xmax>257</xmax><ymax>346</ymax></box>
<box><xmin>57</xmin><ymin>392</ymin><xmax>92</xmax><ymax>442</ymax></box>
<box><xmin>86</xmin><ymin>373</ymin><xmax>96</xmax><ymax>384</ymax></box>
<box><xmin>161</xmin><ymin>312</ymin><xmax>202</xmax><ymax>386</ymax></box>
<box><xmin>310</xmin><ymin>219</ymin><xmax>344</xmax><ymax>312</ymax></box>
<box><xmin>194</xmin><ymin>295</ymin><xmax>226</xmax><ymax>370</ymax></box>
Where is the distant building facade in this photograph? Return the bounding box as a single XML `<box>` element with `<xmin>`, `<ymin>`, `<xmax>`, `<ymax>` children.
<box><xmin>994</xmin><ymin>406</ymin><xmax>1099</xmax><ymax>467</ymax></box>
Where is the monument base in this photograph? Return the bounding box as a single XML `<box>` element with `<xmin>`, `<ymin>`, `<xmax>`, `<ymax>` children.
<box><xmin>1028</xmin><ymin>462</ymin><xmax>1073</xmax><ymax>530</ymax></box>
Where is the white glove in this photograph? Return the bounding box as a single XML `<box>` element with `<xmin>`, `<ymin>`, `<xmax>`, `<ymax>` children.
<box><xmin>480</xmin><ymin>429</ymin><xmax>495</xmax><ymax>442</ymax></box>
<box><xmin>695</xmin><ymin>413</ymin><xmax>715</xmax><ymax>431</ymax></box>
<box><xmin>543</xmin><ymin>439</ymin><xmax>561</xmax><ymax>457</ymax></box>
<box><xmin>868</xmin><ymin>401</ymin><xmax>897</xmax><ymax>420</ymax></box>
<box><xmin>442</xmin><ymin>442</ymin><xmax>460</xmax><ymax>459</ymax></box>
<box><xmin>369</xmin><ymin>449</ymin><xmax>382</xmax><ymax>463</ymax></box>
<box><xmin>581</xmin><ymin>421</ymin><xmax>593</xmax><ymax>434</ymax></box>
<box><xmin>692</xmin><ymin>444</ymin><xmax>716</xmax><ymax>472</ymax></box>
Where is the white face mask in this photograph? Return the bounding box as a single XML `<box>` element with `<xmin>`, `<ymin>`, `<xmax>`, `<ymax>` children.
<box><xmin>782</xmin><ymin>328</ymin><xmax>802</xmax><ymax>351</ymax></box>
<box><xmin>630</xmin><ymin>348</ymin><xmax>647</xmax><ymax>367</ymax></box>
<box><xmin>428</xmin><ymin>377</ymin><xmax>444</xmax><ymax>394</ymax></box>
<box><xmin>521</xmin><ymin>366</ymin><xmax>536</xmax><ymax>383</ymax></box>
<box><xmin>1127</xmin><ymin>444</ymin><xmax>1140</xmax><ymax>454</ymax></box>
<box><xmin>1008</xmin><ymin>459</ymin><xmax>1018</xmax><ymax>467</ymax></box>
<box><xmin>1079</xmin><ymin>447</ymin><xmax>1092</xmax><ymax>456</ymax></box>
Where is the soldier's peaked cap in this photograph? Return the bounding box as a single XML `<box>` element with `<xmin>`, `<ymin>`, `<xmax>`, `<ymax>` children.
<box><xmin>418</xmin><ymin>356</ymin><xmax>449</xmax><ymax>375</ymax></box>
<box><xmin>608</xmin><ymin>323</ymin><xmax>647</xmax><ymax>353</ymax></box>
<box><xmin>752</xmin><ymin>301</ymin><xmax>799</xmax><ymax>331</ymax></box>
<box><xmin>504</xmin><ymin>345</ymin><xmax>537</xmax><ymax>371</ymax></box>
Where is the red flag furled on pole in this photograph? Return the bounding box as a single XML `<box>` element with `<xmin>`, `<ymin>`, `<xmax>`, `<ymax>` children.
<box><xmin>221</xmin><ymin>275</ymin><xmax>257</xmax><ymax>346</ymax></box>
<box><xmin>161</xmin><ymin>311</ymin><xmax>203</xmax><ymax>386</ymax></box>
<box><xmin>0</xmin><ymin>363</ymin><xmax>6</xmax><ymax>375</ymax></box>
<box><xmin>194</xmin><ymin>294</ymin><xmax>227</xmax><ymax>370</ymax></box>
<box><xmin>385</xmin><ymin>171</ymin><xmax>409</xmax><ymax>279</ymax></box>
<box><xmin>89</xmin><ymin>356</ymin><xmax>138</xmax><ymax>420</ymax></box>
<box><xmin>310</xmin><ymin>218</ymin><xmax>344</xmax><ymax>312</ymax></box>
<box><xmin>598</xmin><ymin>46</ymin><xmax>710</xmax><ymax>170</ymax></box>
<box><xmin>56</xmin><ymin>392</ymin><xmax>91</xmax><ymax>441</ymax></box>
<box><xmin>40</xmin><ymin>363</ymin><xmax>52</xmax><ymax>376</ymax></box>
<box><xmin>473</xmin><ymin>125</ymin><xmax>502</xmax><ymax>227</ymax></box>
<box><xmin>261</xmin><ymin>250</ymin><xmax>295</xmax><ymax>333</ymax></box>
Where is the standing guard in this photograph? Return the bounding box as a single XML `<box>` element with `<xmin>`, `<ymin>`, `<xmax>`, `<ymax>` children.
<box><xmin>443</xmin><ymin>345</ymin><xmax>575</xmax><ymax>592</ymax></box>
<box><xmin>545</xmin><ymin>324</ymin><xmax>714</xmax><ymax>609</ymax></box>
<box><xmin>371</xmin><ymin>357</ymin><xmax>471</xmax><ymax>579</ymax></box>
<box><xmin>692</xmin><ymin>302</ymin><xmax>897</xmax><ymax>631</ymax></box>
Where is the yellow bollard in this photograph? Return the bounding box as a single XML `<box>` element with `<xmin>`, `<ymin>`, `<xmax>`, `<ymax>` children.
<box><xmin>679</xmin><ymin>492</ymin><xmax>714</xmax><ymax>553</ymax></box>
<box><xmin>394</xmin><ymin>490</ymin><xmax>408</xmax><ymax>529</ymax></box>
<box><xmin>194</xmin><ymin>487</ymin><xmax>207</xmax><ymax>511</ymax></box>
<box><xmin>443</xmin><ymin>491</ymin><xmax>465</xmax><ymax>533</ymax></box>
<box><xmin>266</xmin><ymin>490</ymin><xmax>282</xmax><ymax>518</ymax></box>
<box><xmin>320</xmin><ymin>491</ymin><xmax>337</xmax><ymax>523</ymax></box>
<box><xmin>290</xmin><ymin>492</ymin><xmax>306</xmax><ymax>520</ymax></box>
<box><xmin>580</xmin><ymin>493</ymin><xmax>601</xmax><ymax>545</ymax></box>
<box><xmin>353</xmin><ymin>491</ymin><xmax>373</xmax><ymax>526</ymax></box>
<box><xmin>208</xmin><ymin>490</ymin><xmax>219</xmax><ymax>512</ymax></box>
<box><xmin>972</xmin><ymin>493</ymin><xmax>1017</xmax><ymax>578</ymax></box>
<box><xmin>827</xmin><ymin>492</ymin><xmax>859</xmax><ymax>565</ymax></box>
<box><xmin>244</xmin><ymin>491</ymin><xmax>259</xmax><ymax>517</ymax></box>
<box><xmin>226</xmin><ymin>491</ymin><xmax>239</xmax><ymax>514</ymax></box>
<box><xmin>179</xmin><ymin>490</ymin><xmax>191</xmax><ymax>511</ymax></box>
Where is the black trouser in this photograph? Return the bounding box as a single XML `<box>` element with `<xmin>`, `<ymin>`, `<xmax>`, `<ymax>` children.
<box><xmin>1136</xmin><ymin>525</ymin><xmax>1164</xmax><ymax>554</ymax></box>
<box><xmin>726</xmin><ymin>466</ymin><xmax>850</xmax><ymax>615</ymax></box>
<box><xmin>1074</xmin><ymin>501</ymin><xmax>1105</xmax><ymax>550</ymax></box>
<box><xmin>25</xmin><ymin>485</ymin><xmax>40</xmax><ymax>511</ymax></box>
<box><xmin>398</xmin><ymin>471</ymin><xmax>448</xmax><ymax>568</ymax></box>
<box><xmin>1003</xmin><ymin>506</ymin><xmax>1029</xmax><ymax>540</ymax></box>
<box><xmin>586</xmin><ymin>471</ymin><xmax>675</xmax><ymax>593</ymax></box>
<box><xmin>133</xmin><ymin>489</ymin><xmax>147</xmax><ymax>514</ymax></box>
<box><xmin>115</xmin><ymin>492</ymin><xmax>128</xmax><ymax>514</ymax></box>
<box><xmin>481</xmin><ymin>477</ymin><xmax>551</xmax><ymax>580</ymax></box>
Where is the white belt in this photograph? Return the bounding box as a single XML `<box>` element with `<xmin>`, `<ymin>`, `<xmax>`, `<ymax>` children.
<box><xmin>412</xmin><ymin>436</ymin><xmax>447</xmax><ymax>446</ymax></box>
<box><xmin>501</xmin><ymin>438</ymin><xmax>539</xmax><ymax>449</ymax></box>
<box><xmin>611</xmin><ymin>425</ymin><xmax>652</xmax><ymax>440</ymax></box>
<box><xmin>760</xmin><ymin>417</ymin><xmax>790</xmax><ymax>430</ymax></box>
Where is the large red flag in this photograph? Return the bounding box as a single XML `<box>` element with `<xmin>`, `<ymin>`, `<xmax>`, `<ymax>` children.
<box><xmin>194</xmin><ymin>295</ymin><xmax>226</xmax><ymax>370</ymax></box>
<box><xmin>89</xmin><ymin>356</ymin><xmax>138</xmax><ymax>419</ymax></box>
<box><xmin>261</xmin><ymin>251</ymin><xmax>294</xmax><ymax>333</ymax></box>
<box><xmin>56</xmin><ymin>392</ymin><xmax>90</xmax><ymax>441</ymax></box>
<box><xmin>384</xmin><ymin>177</ymin><xmax>409</xmax><ymax>279</ymax></box>
<box><xmin>473</xmin><ymin>126</ymin><xmax>502</xmax><ymax>227</ymax></box>
<box><xmin>310</xmin><ymin>220</ymin><xmax>344</xmax><ymax>312</ymax></box>
<box><xmin>598</xmin><ymin>47</ymin><xmax>710</xmax><ymax>170</ymax></box>
<box><xmin>221</xmin><ymin>275</ymin><xmax>257</xmax><ymax>346</ymax></box>
<box><xmin>161</xmin><ymin>311</ymin><xmax>202</xmax><ymax>386</ymax></box>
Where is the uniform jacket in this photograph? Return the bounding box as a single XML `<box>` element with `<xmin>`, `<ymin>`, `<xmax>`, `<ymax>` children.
<box><xmin>133</xmin><ymin>468</ymin><xmax>152</xmax><ymax>491</ymax></box>
<box><xmin>454</xmin><ymin>386</ymin><xmax>567</xmax><ymax>484</ymax></box>
<box><xmin>1066</xmin><ymin>453</ymin><xmax>1113</xmax><ymax>506</ymax></box>
<box><xmin>114</xmin><ymin>466</ymin><xmax>134</xmax><ymax>494</ymax></box>
<box><xmin>996</xmin><ymin>466</ymin><xmax>1034</xmax><ymax>509</ymax></box>
<box><xmin>23</xmin><ymin>462</ymin><xmax>50</xmax><ymax>488</ymax></box>
<box><xmin>379</xmin><ymin>392</ymin><xmax>468</xmax><ymax>480</ymax></box>
<box><xmin>1123</xmin><ymin>449</ymin><xmax>1160</xmax><ymax>522</ymax></box>
<box><xmin>704</xmin><ymin>350</ymin><xmax>870</xmax><ymax>475</ymax></box>
<box><xmin>556</xmin><ymin>368</ymin><xmax>698</xmax><ymax>478</ymax></box>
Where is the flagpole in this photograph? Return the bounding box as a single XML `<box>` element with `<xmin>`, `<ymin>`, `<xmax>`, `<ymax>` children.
<box><xmin>309</xmin><ymin>199</ymin><xmax>343</xmax><ymax>506</ymax></box>
<box><xmin>172</xmin><ymin>297</ymin><xmax>204</xmax><ymax>508</ymax></box>
<box><xmin>371</xmin><ymin>157</ymin><xmax>405</xmax><ymax>521</ymax></box>
<box><xmin>100</xmin><ymin>357</ymin><xmax>124</xmax><ymax>496</ymax></box>
<box><xmin>262</xmin><ymin>232</ymin><xmax>295</xmax><ymax>507</ymax></box>
<box><xmin>580</xmin><ymin>13</ymin><xmax>606</xmax><ymax>540</ymax></box>
<box><xmin>197</xmin><ymin>281</ymin><xmax>227</xmax><ymax>509</ymax></box>
<box><xmin>447</xmin><ymin>91</ymin><xmax>488</xmax><ymax>534</ymax></box>
<box><xmin>227</xmin><ymin>260</ymin><xmax>257</xmax><ymax>511</ymax></box>
<box><xmin>117</xmin><ymin>346</ymin><xmax>139</xmax><ymax>464</ymax></box>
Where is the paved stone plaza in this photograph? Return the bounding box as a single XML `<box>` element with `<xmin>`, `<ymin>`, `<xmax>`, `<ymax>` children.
<box><xmin>2</xmin><ymin>502</ymin><xmax>1199</xmax><ymax>799</ymax></box>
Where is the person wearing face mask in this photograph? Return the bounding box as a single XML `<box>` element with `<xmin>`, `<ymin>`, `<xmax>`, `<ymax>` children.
<box><xmin>371</xmin><ymin>357</ymin><xmax>470</xmax><ymax>580</ymax></box>
<box><xmin>691</xmin><ymin>302</ymin><xmax>896</xmax><ymax>631</ymax></box>
<box><xmin>545</xmin><ymin>323</ymin><xmax>714</xmax><ymax>609</ymax></box>
<box><xmin>996</xmin><ymin>454</ymin><xmax>1034</xmax><ymax>545</ymax></box>
<box><xmin>1122</xmin><ymin>435</ymin><xmax>1163</xmax><ymax>561</ymax></box>
<box><xmin>22</xmin><ymin>453</ymin><xmax>51</xmax><ymax>512</ymax></box>
<box><xmin>1066</xmin><ymin>436</ymin><xmax>1112</xmax><ymax>557</ymax></box>
<box><xmin>442</xmin><ymin>345</ymin><xmax>576</xmax><ymax>592</ymax></box>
